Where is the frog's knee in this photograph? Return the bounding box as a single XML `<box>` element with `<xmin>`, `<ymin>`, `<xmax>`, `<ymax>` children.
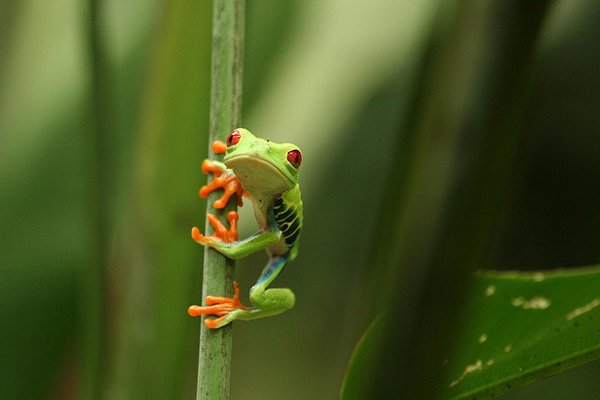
<box><xmin>249</xmin><ymin>286</ymin><xmax>295</xmax><ymax>311</ymax></box>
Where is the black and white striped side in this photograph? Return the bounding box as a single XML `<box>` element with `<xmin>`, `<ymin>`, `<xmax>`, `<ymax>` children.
<box><xmin>273</xmin><ymin>196</ymin><xmax>302</xmax><ymax>249</ymax></box>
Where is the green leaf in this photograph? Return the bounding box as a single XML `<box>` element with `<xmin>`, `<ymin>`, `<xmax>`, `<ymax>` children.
<box><xmin>342</xmin><ymin>266</ymin><xmax>600</xmax><ymax>399</ymax></box>
<box><xmin>444</xmin><ymin>266</ymin><xmax>600</xmax><ymax>399</ymax></box>
<box><xmin>340</xmin><ymin>316</ymin><xmax>385</xmax><ymax>400</ymax></box>
<box><xmin>101</xmin><ymin>0</ymin><xmax>212</xmax><ymax>398</ymax></box>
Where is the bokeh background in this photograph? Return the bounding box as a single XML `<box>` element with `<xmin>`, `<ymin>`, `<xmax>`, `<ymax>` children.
<box><xmin>2</xmin><ymin>0</ymin><xmax>600</xmax><ymax>399</ymax></box>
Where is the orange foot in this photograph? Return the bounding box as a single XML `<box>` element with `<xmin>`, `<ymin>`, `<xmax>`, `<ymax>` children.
<box><xmin>192</xmin><ymin>211</ymin><xmax>239</xmax><ymax>245</ymax></box>
<box><xmin>199</xmin><ymin>159</ymin><xmax>244</xmax><ymax>208</ymax></box>
<box><xmin>188</xmin><ymin>281</ymin><xmax>250</xmax><ymax>328</ymax></box>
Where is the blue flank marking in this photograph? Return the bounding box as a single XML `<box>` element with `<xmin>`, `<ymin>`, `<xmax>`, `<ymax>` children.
<box><xmin>268</xmin><ymin>208</ymin><xmax>280</xmax><ymax>231</ymax></box>
<box><xmin>256</xmin><ymin>256</ymin><xmax>287</xmax><ymax>285</ymax></box>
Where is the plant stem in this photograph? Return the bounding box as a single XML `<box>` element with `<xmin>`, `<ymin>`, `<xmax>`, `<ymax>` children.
<box><xmin>196</xmin><ymin>1</ymin><xmax>244</xmax><ymax>399</ymax></box>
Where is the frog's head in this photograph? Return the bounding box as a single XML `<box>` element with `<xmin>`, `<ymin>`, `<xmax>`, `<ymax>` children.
<box><xmin>223</xmin><ymin>128</ymin><xmax>302</xmax><ymax>196</ymax></box>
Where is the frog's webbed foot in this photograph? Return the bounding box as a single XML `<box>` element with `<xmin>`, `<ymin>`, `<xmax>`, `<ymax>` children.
<box><xmin>199</xmin><ymin>159</ymin><xmax>244</xmax><ymax>208</ymax></box>
<box><xmin>188</xmin><ymin>281</ymin><xmax>251</xmax><ymax>329</ymax></box>
<box><xmin>192</xmin><ymin>211</ymin><xmax>239</xmax><ymax>246</ymax></box>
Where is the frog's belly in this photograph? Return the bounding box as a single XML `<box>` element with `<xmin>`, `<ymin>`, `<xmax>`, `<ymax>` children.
<box><xmin>248</xmin><ymin>198</ymin><xmax>291</xmax><ymax>257</ymax></box>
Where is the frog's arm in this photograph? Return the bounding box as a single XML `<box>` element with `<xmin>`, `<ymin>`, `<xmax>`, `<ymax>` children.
<box><xmin>192</xmin><ymin>221</ymin><xmax>281</xmax><ymax>260</ymax></box>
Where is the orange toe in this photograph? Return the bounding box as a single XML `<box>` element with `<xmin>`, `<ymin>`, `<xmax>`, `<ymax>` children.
<box><xmin>188</xmin><ymin>305</ymin><xmax>205</xmax><ymax>317</ymax></box>
<box><xmin>205</xmin><ymin>295</ymin><xmax>235</xmax><ymax>305</ymax></box>
<box><xmin>191</xmin><ymin>227</ymin><xmax>202</xmax><ymax>241</ymax></box>
<box><xmin>204</xmin><ymin>317</ymin><xmax>222</xmax><ymax>329</ymax></box>
<box><xmin>212</xmin><ymin>140</ymin><xmax>227</xmax><ymax>155</ymax></box>
<box><xmin>187</xmin><ymin>281</ymin><xmax>249</xmax><ymax>320</ymax></box>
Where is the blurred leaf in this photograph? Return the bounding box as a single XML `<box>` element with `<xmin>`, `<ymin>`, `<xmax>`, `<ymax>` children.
<box><xmin>498</xmin><ymin>359</ymin><xmax>600</xmax><ymax>400</ymax></box>
<box><xmin>243</xmin><ymin>0</ymin><xmax>300</xmax><ymax>109</ymax></box>
<box><xmin>232</xmin><ymin>1</ymin><xmax>438</xmax><ymax>398</ymax></box>
<box><xmin>0</xmin><ymin>0</ymin><xmax>89</xmax><ymax>397</ymax></box>
<box><xmin>102</xmin><ymin>0</ymin><xmax>212</xmax><ymax>398</ymax></box>
<box><xmin>361</xmin><ymin>1</ymin><xmax>552</xmax><ymax>398</ymax></box>
<box><xmin>341</xmin><ymin>266</ymin><xmax>600</xmax><ymax>400</ymax></box>
<box><xmin>246</xmin><ymin>0</ymin><xmax>437</xmax><ymax>184</ymax></box>
<box><xmin>340</xmin><ymin>316</ymin><xmax>385</xmax><ymax>400</ymax></box>
<box><xmin>445</xmin><ymin>266</ymin><xmax>600</xmax><ymax>399</ymax></box>
<box><xmin>490</xmin><ymin>0</ymin><xmax>600</xmax><ymax>270</ymax></box>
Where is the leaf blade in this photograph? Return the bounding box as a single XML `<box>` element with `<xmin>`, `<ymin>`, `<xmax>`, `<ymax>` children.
<box><xmin>341</xmin><ymin>266</ymin><xmax>600</xmax><ymax>399</ymax></box>
<box><xmin>340</xmin><ymin>316</ymin><xmax>385</xmax><ymax>400</ymax></box>
<box><xmin>445</xmin><ymin>266</ymin><xmax>600</xmax><ymax>399</ymax></box>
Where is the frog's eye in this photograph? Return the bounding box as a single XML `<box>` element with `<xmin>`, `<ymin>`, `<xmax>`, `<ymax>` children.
<box><xmin>227</xmin><ymin>130</ymin><xmax>241</xmax><ymax>146</ymax></box>
<box><xmin>287</xmin><ymin>149</ymin><xmax>302</xmax><ymax>169</ymax></box>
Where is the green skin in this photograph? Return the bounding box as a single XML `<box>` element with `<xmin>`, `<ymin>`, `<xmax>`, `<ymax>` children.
<box><xmin>198</xmin><ymin>129</ymin><xmax>303</xmax><ymax>328</ymax></box>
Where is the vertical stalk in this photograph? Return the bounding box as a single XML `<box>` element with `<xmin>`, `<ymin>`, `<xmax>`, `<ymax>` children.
<box><xmin>196</xmin><ymin>1</ymin><xmax>244</xmax><ymax>399</ymax></box>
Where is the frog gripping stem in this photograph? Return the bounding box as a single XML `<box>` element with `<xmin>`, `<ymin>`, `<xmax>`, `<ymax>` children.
<box><xmin>189</xmin><ymin>129</ymin><xmax>303</xmax><ymax>332</ymax></box>
<box><xmin>188</xmin><ymin>281</ymin><xmax>250</xmax><ymax>329</ymax></box>
<box><xmin>191</xmin><ymin>211</ymin><xmax>239</xmax><ymax>244</ymax></box>
<box><xmin>199</xmin><ymin>159</ymin><xmax>244</xmax><ymax>208</ymax></box>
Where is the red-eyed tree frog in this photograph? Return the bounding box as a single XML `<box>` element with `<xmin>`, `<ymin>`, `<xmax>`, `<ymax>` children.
<box><xmin>188</xmin><ymin>128</ymin><xmax>303</xmax><ymax>329</ymax></box>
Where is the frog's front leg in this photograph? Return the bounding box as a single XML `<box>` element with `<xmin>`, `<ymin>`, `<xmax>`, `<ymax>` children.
<box><xmin>189</xmin><ymin>255</ymin><xmax>295</xmax><ymax>329</ymax></box>
<box><xmin>191</xmin><ymin>218</ymin><xmax>282</xmax><ymax>259</ymax></box>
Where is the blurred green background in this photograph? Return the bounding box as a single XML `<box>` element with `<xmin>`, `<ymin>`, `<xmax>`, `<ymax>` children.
<box><xmin>1</xmin><ymin>0</ymin><xmax>600</xmax><ymax>399</ymax></box>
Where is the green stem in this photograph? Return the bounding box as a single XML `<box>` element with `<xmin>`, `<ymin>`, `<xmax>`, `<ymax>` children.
<box><xmin>196</xmin><ymin>1</ymin><xmax>245</xmax><ymax>399</ymax></box>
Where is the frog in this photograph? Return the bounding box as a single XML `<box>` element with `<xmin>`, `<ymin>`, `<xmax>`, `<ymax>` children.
<box><xmin>188</xmin><ymin>128</ymin><xmax>303</xmax><ymax>329</ymax></box>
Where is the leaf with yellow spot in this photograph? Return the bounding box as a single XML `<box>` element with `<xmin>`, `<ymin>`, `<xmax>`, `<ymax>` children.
<box><xmin>444</xmin><ymin>265</ymin><xmax>600</xmax><ymax>399</ymax></box>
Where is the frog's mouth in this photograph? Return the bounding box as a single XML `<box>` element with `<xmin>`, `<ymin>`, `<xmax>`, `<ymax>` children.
<box><xmin>225</xmin><ymin>155</ymin><xmax>293</xmax><ymax>195</ymax></box>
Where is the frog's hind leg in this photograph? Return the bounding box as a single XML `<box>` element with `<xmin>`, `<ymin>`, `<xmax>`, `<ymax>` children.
<box><xmin>193</xmin><ymin>255</ymin><xmax>295</xmax><ymax>329</ymax></box>
<box><xmin>227</xmin><ymin>255</ymin><xmax>295</xmax><ymax>325</ymax></box>
<box><xmin>246</xmin><ymin>255</ymin><xmax>295</xmax><ymax>318</ymax></box>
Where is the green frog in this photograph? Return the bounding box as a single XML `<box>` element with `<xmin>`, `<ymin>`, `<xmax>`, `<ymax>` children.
<box><xmin>188</xmin><ymin>128</ymin><xmax>303</xmax><ymax>329</ymax></box>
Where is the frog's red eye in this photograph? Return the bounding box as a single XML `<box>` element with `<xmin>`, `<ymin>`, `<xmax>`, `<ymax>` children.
<box><xmin>227</xmin><ymin>130</ymin><xmax>241</xmax><ymax>146</ymax></box>
<box><xmin>287</xmin><ymin>149</ymin><xmax>302</xmax><ymax>169</ymax></box>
